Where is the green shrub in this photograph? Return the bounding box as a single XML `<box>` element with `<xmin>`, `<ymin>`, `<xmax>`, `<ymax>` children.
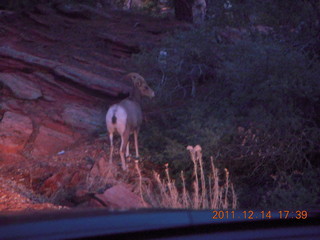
<box><xmin>0</xmin><ymin>0</ymin><xmax>101</xmax><ymax>10</ymax></box>
<box><xmin>260</xmin><ymin>167</ymin><xmax>320</xmax><ymax>209</ymax></box>
<box><xmin>206</xmin><ymin>0</ymin><xmax>317</xmax><ymax>29</ymax></box>
<box><xmin>129</xmin><ymin>25</ymin><xmax>320</xmax><ymax>209</ymax></box>
<box><xmin>129</xmin><ymin>27</ymin><xmax>220</xmax><ymax>106</ymax></box>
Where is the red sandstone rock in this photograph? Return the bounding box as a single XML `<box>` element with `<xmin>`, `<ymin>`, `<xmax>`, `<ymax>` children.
<box><xmin>61</xmin><ymin>104</ymin><xmax>105</xmax><ymax>132</ymax></box>
<box><xmin>0</xmin><ymin>111</ymin><xmax>33</xmax><ymax>154</ymax></box>
<box><xmin>95</xmin><ymin>184</ymin><xmax>147</xmax><ymax>209</ymax></box>
<box><xmin>39</xmin><ymin>171</ymin><xmax>68</xmax><ymax>197</ymax></box>
<box><xmin>0</xmin><ymin>4</ymin><xmax>184</xmax><ymax>211</ymax></box>
<box><xmin>32</xmin><ymin>126</ymin><xmax>74</xmax><ymax>157</ymax></box>
<box><xmin>0</xmin><ymin>46</ymin><xmax>130</xmax><ymax>97</ymax></box>
<box><xmin>0</xmin><ymin>73</ymin><xmax>42</xmax><ymax>100</ymax></box>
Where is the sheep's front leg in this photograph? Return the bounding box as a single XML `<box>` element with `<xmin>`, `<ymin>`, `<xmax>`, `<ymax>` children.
<box><xmin>126</xmin><ymin>141</ymin><xmax>130</xmax><ymax>158</ymax></box>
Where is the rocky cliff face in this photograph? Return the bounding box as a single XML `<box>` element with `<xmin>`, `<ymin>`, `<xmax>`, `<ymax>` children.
<box><xmin>0</xmin><ymin>3</ymin><xmax>185</xmax><ymax>210</ymax></box>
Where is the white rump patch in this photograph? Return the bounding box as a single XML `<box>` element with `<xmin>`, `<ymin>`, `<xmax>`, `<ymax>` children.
<box><xmin>106</xmin><ymin>104</ymin><xmax>127</xmax><ymax>135</ymax></box>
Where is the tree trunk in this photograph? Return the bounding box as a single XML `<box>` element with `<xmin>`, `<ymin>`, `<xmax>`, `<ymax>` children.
<box><xmin>174</xmin><ymin>0</ymin><xmax>194</xmax><ymax>23</ymax></box>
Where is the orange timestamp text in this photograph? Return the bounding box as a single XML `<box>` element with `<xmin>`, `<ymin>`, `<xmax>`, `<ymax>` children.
<box><xmin>212</xmin><ymin>210</ymin><xmax>308</xmax><ymax>220</ymax></box>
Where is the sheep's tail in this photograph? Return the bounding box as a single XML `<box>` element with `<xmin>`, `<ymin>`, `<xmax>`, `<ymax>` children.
<box><xmin>112</xmin><ymin>115</ymin><xmax>117</xmax><ymax>124</ymax></box>
<box><xmin>112</xmin><ymin>108</ymin><xmax>117</xmax><ymax>124</ymax></box>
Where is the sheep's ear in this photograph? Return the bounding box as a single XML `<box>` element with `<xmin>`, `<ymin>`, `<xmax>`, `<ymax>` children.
<box><xmin>132</xmin><ymin>76</ymin><xmax>142</xmax><ymax>87</ymax></box>
<box><xmin>124</xmin><ymin>73</ymin><xmax>144</xmax><ymax>87</ymax></box>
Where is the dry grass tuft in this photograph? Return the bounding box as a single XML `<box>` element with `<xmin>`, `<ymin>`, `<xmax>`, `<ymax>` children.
<box><xmin>136</xmin><ymin>145</ymin><xmax>237</xmax><ymax>209</ymax></box>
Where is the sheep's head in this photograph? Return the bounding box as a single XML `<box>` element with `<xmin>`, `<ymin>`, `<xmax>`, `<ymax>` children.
<box><xmin>126</xmin><ymin>73</ymin><xmax>155</xmax><ymax>98</ymax></box>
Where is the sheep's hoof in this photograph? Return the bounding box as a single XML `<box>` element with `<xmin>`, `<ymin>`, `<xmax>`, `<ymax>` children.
<box><xmin>133</xmin><ymin>156</ymin><xmax>140</xmax><ymax>160</ymax></box>
<box><xmin>126</xmin><ymin>156</ymin><xmax>132</xmax><ymax>162</ymax></box>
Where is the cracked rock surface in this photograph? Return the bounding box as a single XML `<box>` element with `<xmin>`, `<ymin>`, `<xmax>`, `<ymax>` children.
<box><xmin>0</xmin><ymin>3</ymin><xmax>184</xmax><ymax>211</ymax></box>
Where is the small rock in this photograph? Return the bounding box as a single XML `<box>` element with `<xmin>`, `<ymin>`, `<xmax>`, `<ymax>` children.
<box><xmin>95</xmin><ymin>184</ymin><xmax>147</xmax><ymax>209</ymax></box>
<box><xmin>57</xmin><ymin>150</ymin><xmax>65</xmax><ymax>155</ymax></box>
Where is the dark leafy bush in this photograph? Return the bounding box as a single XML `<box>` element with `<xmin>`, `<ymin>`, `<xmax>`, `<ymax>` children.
<box><xmin>260</xmin><ymin>167</ymin><xmax>320</xmax><ymax>209</ymax></box>
<box><xmin>0</xmin><ymin>0</ymin><xmax>101</xmax><ymax>10</ymax></box>
<box><xmin>129</xmin><ymin>27</ymin><xmax>220</xmax><ymax>105</ymax></box>
<box><xmin>206</xmin><ymin>0</ymin><xmax>318</xmax><ymax>28</ymax></box>
<box><xmin>129</xmin><ymin>24</ymin><xmax>320</xmax><ymax>209</ymax></box>
<box><xmin>0</xmin><ymin>0</ymin><xmax>39</xmax><ymax>10</ymax></box>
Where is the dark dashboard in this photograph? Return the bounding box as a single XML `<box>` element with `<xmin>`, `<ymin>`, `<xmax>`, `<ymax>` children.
<box><xmin>0</xmin><ymin>209</ymin><xmax>319</xmax><ymax>240</ymax></box>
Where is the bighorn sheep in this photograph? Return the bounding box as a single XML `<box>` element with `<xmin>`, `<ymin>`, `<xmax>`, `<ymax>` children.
<box><xmin>106</xmin><ymin>73</ymin><xmax>155</xmax><ymax>170</ymax></box>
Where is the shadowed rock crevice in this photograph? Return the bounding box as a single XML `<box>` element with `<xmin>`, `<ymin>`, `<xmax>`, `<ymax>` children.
<box><xmin>21</xmin><ymin>117</ymin><xmax>39</xmax><ymax>160</ymax></box>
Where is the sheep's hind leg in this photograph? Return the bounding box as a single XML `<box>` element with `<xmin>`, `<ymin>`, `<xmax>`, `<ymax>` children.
<box><xmin>133</xmin><ymin>130</ymin><xmax>139</xmax><ymax>159</ymax></box>
<box><xmin>126</xmin><ymin>141</ymin><xmax>130</xmax><ymax>158</ymax></box>
<box><xmin>120</xmin><ymin>132</ymin><xmax>130</xmax><ymax>170</ymax></box>
<box><xmin>109</xmin><ymin>132</ymin><xmax>114</xmax><ymax>163</ymax></box>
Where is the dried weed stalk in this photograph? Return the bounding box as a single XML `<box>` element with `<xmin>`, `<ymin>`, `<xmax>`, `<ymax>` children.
<box><xmin>137</xmin><ymin>145</ymin><xmax>237</xmax><ymax>209</ymax></box>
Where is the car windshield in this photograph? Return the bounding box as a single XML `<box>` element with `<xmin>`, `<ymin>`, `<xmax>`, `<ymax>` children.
<box><xmin>0</xmin><ymin>1</ymin><xmax>319</xmax><ymax>235</ymax></box>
